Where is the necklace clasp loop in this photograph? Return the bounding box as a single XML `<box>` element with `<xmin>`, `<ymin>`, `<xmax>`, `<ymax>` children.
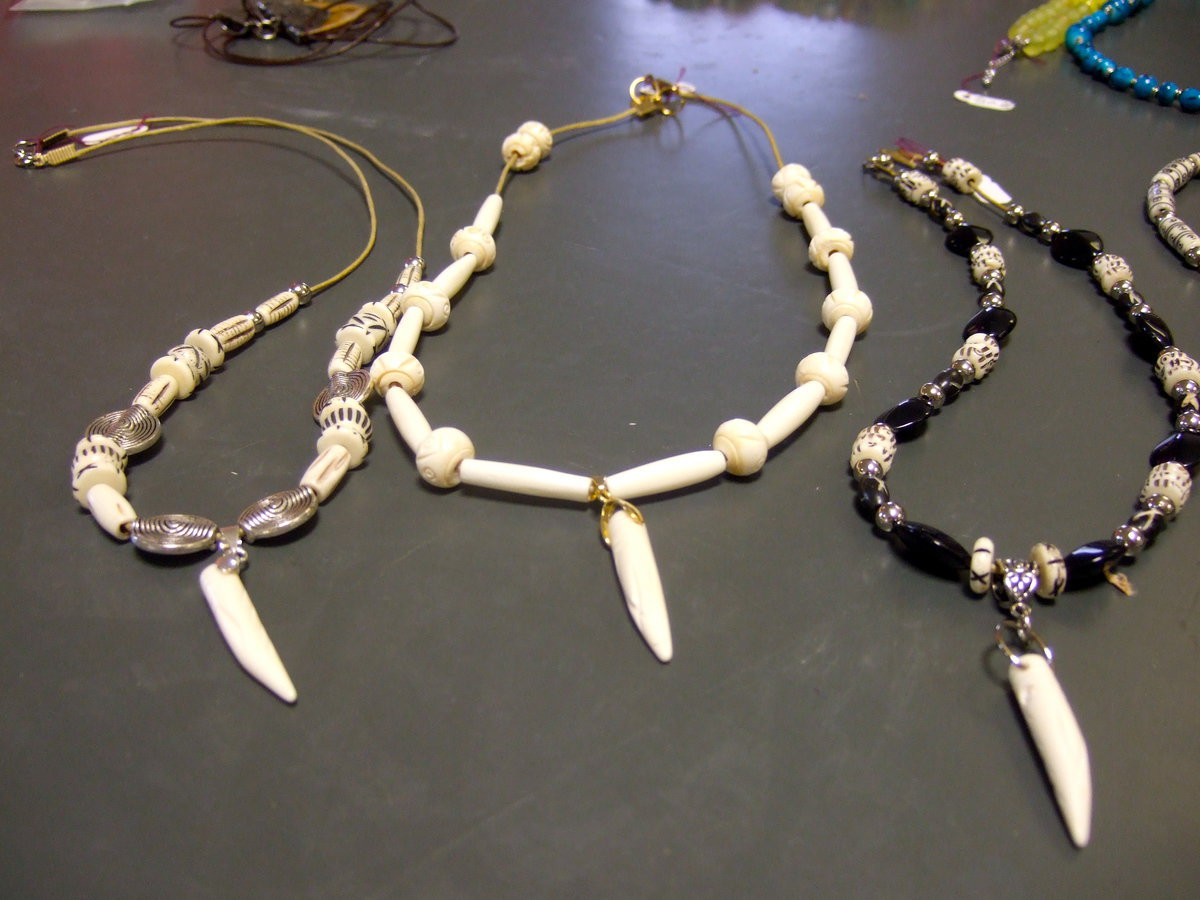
<box><xmin>629</xmin><ymin>75</ymin><xmax>691</xmax><ymax>117</ymax></box>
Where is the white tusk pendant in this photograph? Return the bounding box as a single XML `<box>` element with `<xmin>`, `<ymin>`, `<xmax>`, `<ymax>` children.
<box><xmin>606</xmin><ymin>507</ymin><xmax>673</xmax><ymax>662</ymax></box>
<box><xmin>199</xmin><ymin>562</ymin><xmax>298</xmax><ymax>704</ymax></box>
<box><xmin>1008</xmin><ymin>653</ymin><xmax>1092</xmax><ymax>847</ymax></box>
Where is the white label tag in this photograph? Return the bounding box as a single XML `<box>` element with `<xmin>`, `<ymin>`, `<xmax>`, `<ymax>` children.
<box><xmin>953</xmin><ymin>89</ymin><xmax>1016</xmax><ymax>112</ymax></box>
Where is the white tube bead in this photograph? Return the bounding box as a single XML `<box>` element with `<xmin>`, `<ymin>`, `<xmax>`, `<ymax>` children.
<box><xmin>605</xmin><ymin>450</ymin><xmax>726</xmax><ymax>500</ymax></box>
<box><xmin>458</xmin><ymin>458</ymin><xmax>593</xmax><ymax>502</ymax></box>
<box><xmin>86</xmin><ymin>483</ymin><xmax>136</xmax><ymax>539</ymax></box>
<box><xmin>131</xmin><ymin>375</ymin><xmax>179</xmax><ymax>418</ymax></box>
<box><xmin>757</xmin><ymin>381</ymin><xmax>825</xmax><ymax>448</ymax></box>
<box><xmin>473</xmin><ymin>193</ymin><xmax>503</xmax><ymax>235</ymax></box>
<box><xmin>824</xmin><ymin>315</ymin><xmax>858</xmax><ymax>365</ymax></box>
<box><xmin>300</xmin><ymin>444</ymin><xmax>353</xmax><ymax>503</ymax></box>
<box><xmin>388</xmin><ymin>306</ymin><xmax>425</xmax><ymax>355</ymax></box>
<box><xmin>827</xmin><ymin>251</ymin><xmax>857</xmax><ymax>292</ymax></box>
<box><xmin>607</xmin><ymin>508</ymin><xmax>672</xmax><ymax>663</ymax></box>
<box><xmin>433</xmin><ymin>254</ymin><xmax>478</xmax><ymax>302</ymax></box>
<box><xmin>385</xmin><ymin>386</ymin><xmax>433</xmax><ymax>453</ymax></box>
<box><xmin>800</xmin><ymin>202</ymin><xmax>832</xmax><ymax>237</ymax></box>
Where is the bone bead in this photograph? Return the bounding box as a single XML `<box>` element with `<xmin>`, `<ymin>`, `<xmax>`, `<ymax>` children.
<box><xmin>86</xmin><ymin>483</ymin><xmax>137</xmax><ymax>539</ymax></box>
<box><xmin>401</xmin><ymin>280</ymin><xmax>452</xmax><ymax>332</ymax></box>
<box><xmin>388</xmin><ymin>306</ymin><xmax>425</xmax><ymax>356</ymax></box>
<box><xmin>209</xmin><ymin>315</ymin><xmax>255</xmax><ymax>353</ymax></box>
<box><xmin>370</xmin><ymin>351</ymin><xmax>425</xmax><ymax>396</ymax></box>
<box><xmin>385</xmin><ymin>386</ymin><xmax>433</xmax><ymax>452</ymax></box>
<box><xmin>185</xmin><ymin>328</ymin><xmax>225</xmax><ymax>368</ymax></box>
<box><xmin>807</xmin><ymin>228</ymin><xmax>855</xmax><ymax>271</ymax></box>
<box><xmin>821</xmin><ymin>288</ymin><xmax>872</xmax><ymax>334</ymax></box>
<box><xmin>316</xmin><ymin>398</ymin><xmax>371</xmax><ymax>468</ymax></box>
<box><xmin>1140</xmin><ymin>462</ymin><xmax>1191</xmax><ymax>510</ymax></box>
<box><xmin>335</xmin><ymin>308</ymin><xmax>392</xmax><ymax>361</ymax></box>
<box><xmin>433</xmin><ymin>254</ymin><xmax>478</xmax><ymax>300</ymax></box>
<box><xmin>896</xmin><ymin>170</ymin><xmax>937</xmax><ymax>205</ymax></box>
<box><xmin>770</xmin><ymin>163</ymin><xmax>814</xmax><ymax>204</ymax></box>
<box><xmin>850</xmin><ymin>424</ymin><xmax>897</xmax><ymax>475</ymax></box>
<box><xmin>328</xmin><ymin>340</ymin><xmax>364</xmax><ymax>377</ymax></box>
<box><xmin>757</xmin><ymin>381</ymin><xmax>825</xmax><ymax>448</ymax></box>
<box><xmin>415</xmin><ymin>427</ymin><xmax>475</xmax><ymax>488</ymax></box>
<box><xmin>150</xmin><ymin>345</ymin><xmax>208</xmax><ymax>399</ymax></box>
<box><xmin>969</xmin><ymin>243</ymin><xmax>1005</xmax><ymax>284</ymax></box>
<box><xmin>772</xmin><ymin>166</ymin><xmax>825</xmax><ymax>217</ymax></box>
<box><xmin>953</xmin><ymin>333</ymin><xmax>1000</xmax><ymax>381</ymax></box>
<box><xmin>827</xmin><ymin>251</ymin><xmax>857</xmax><ymax>292</ymax></box>
<box><xmin>942</xmin><ymin>158</ymin><xmax>983</xmax><ymax>193</ymax></box>
<box><xmin>605</xmin><ymin>450</ymin><xmax>727</xmax><ymax>500</ymax></box>
<box><xmin>253</xmin><ymin>287</ymin><xmax>302</xmax><ymax>327</ymax></box>
<box><xmin>300</xmin><ymin>444</ymin><xmax>353</xmax><ymax>503</ymax></box>
<box><xmin>318</xmin><ymin>397</ymin><xmax>372</xmax><ymax>441</ymax></box>
<box><xmin>71</xmin><ymin>453</ymin><xmax>127</xmax><ymax>506</ymax></box>
<box><xmin>1031</xmin><ymin>542</ymin><xmax>1067</xmax><ymax>599</ymax></box>
<box><xmin>1155</xmin><ymin>348</ymin><xmax>1199</xmax><ymax>394</ymax></box>
<box><xmin>502</xmin><ymin>121</ymin><xmax>553</xmax><ymax>170</ymax></box>
<box><xmin>968</xmin><ymin>537</ymin><xmax>994</xmax><ymax>594</ymax></box>
<box><xmin>1090</xmin><ymin>253</ymin><xmax>1133</xmax><ymax>293</ymax></box>
<box><xmin>800</xmin><ymin>202</ymin><xmax>832</xmax><ymax>238</ymax></box>
<box><xmin>795</xmin><ymin>352</ymin><xmax>849</xmax><ymax>404</ymax></box>
<box><xmin>824</xmin><ymin>315</ymin><xmax>859</xmax><ymax>365</ymax></box>
<box><xmin>713</xmin><ymin>418</ymin><xmax>769</xmax><ymax>476</ymax></box>
<box><xmin>457</xmin><ymin>458</ymin><xmax>593</xmax><ymax>502</ymax></box>
<box><xmin>131</xmin><ymin>375</ymin><xmax>179</xmax><ymax>418</ymax></box>
<box><xmin>74</xmin><ymin>434</ymin><xmax>127</xmax><ymax>471</ymax></box>
<box><xmin>607</xmin><ymin>507</ymin><xmax>673</xmax><ymax>662</ymax></box>
<box><xmin>473</xmin><ymin>193</ymin><xmax>503</xmax><ymax>235</ymax></box>
<box><xmin>450</xmin><ymin>226</ymin><xmax>497</xmax><ymax>271</ymax></box>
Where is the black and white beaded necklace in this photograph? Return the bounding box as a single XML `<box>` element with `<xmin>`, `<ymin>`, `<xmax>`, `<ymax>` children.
<box><xmin>857</xmin><ymin>146</ymin><xmax>1198</xmax><ymax>849</ymax></box>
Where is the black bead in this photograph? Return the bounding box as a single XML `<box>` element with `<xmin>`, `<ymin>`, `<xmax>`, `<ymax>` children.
<box><xmin>876</xmin><ymin>397</ymin><xmax>934</xmax><ymax>440</ymax></box>
<box><xmin>1017</xmin><ymin>211</ymin><xmax>1045</xmax><ymax>236</ymax></box>
<box><xmin>945</xmin><ymin>224</ymin><xmax>993</xmax><ymax>257</ymax></box>
<box><xmin>931</xmin><ymin>368</ymin><xmax>966</xmax><ymax>403</ymax></box>
<box><xmin>1063</xmin><ymin>539</ymin><xmax>1125</xmax><ymax>588</ymax></box>
<box><xmin>1049</xmin><ymin>229</ymin><xmax>1104</xmax><ymax>268</ymax></box>
<box><xmin>1150</xmin><ymin>430</ymin><xmax>1200</xmax><ymax>472</ymax></box>
<box><xmin>891</xmin><ymin>520</ymin><xmax>971</xmax><ymax>575</ymax></box>
<box><xmin>927</xmin><ymin>197</ymin><xmax>953</xmax><ymax>223</ymax></box>
<box><xmin>963</xmin><ymin>306</ymin><xmax>1018</xmax><ymax>341</ymax></box>
<box><xmin>858</xmin><ymin>478</ymin><xmax>890</xmax><ymax>511</ymax></box>
<box><xmin>1129</xmin><ymin>508</ymin><xmax>1167</xmax><ymax>540</ymax></box>
<box><xmin>1128</xmin><ymin>309</ymin><xmax>1175</xmax><ymax>361</ymax></box>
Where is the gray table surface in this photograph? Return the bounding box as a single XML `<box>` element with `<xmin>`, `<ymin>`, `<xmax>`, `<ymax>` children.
<box><xmin>2</xmin><ymin>0</ymin><xmax>1198</xmax><ymax>896</ymax></box>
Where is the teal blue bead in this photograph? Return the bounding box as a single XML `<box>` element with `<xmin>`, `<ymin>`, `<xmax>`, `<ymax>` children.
<box><xmin>1180</xmin><ymin>88</ymin><xmax>1200</xmax><ymax>112</ymax></box>
<box><xmin>1106</xmin><ymin>0</ymin><xmax>1131</xmax><ymax>24</ymax></box>
<box><xmin>1133</xmin><ymin>74</ymin><xmax>1158</xmax><ymax>99</ymax></box>
<box><xmin>1096</xmin><ymin>58</ymin><xmax>1117</xmax><ymax>79</ymax></box>
<box><xmin>1157</xmin><ymin>82</ymin><xmax>1182</xmax><ymax>105</ymax></box>
<box><xmin>1082</xmin><ymin>11</ymin><xmax>1107</xmax><ymax>29</ymax></box>
<box><xmin>1109</xmin><ymin>66</ymin><xmax>1136</xmax><ymax>90</ymax></box>
<box><xmin>1079</xmin><ymin>49</ymin><xmax>1103</xmax><ymax>73</ymax></box>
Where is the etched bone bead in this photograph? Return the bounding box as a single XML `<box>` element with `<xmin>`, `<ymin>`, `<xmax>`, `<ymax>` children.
<box><xmin>943</xmin><ymin>158</ymin><xmax>982</xmax><ymax>193</ymax></box>
<box><xmin>86</xmin><ymin>482</ymin><xmax>137</xmax><ymax>539</ymax></box>
<box><xmin>770</xmin><ymin>163</ymin><xmax>813</xmax><ymax>202</ymax></box>
<box><xmin>1155</xmin><ymin>348</ymin><xmax>1199</xmax><ymax>393</ymax></box>
<box><xmin>501</xmin><ymin>121</ymin><xmax>552</xmax><ymax>171</ymax></box>
<box><xmin>328</xmin><ymin>340</ymin><xmax>364</xmax><ymax>377</ymax></box>
<box><xmin>370</xmin><ymin>351</ymin><xmax>425</xmax><ymax>396</ymax></box>
<box><xmin>713</xmin><ymin>418</ymin><xmax>769</xmax><ymax>476</ymax></box>
<box><xmin>953</xmin><ymin>333</ymin><xmax>1000</xmax><ymax>381</ymax></box>
<box><xmin>795</xmin><ymin>352</ymin><xmax>849</xmax><ymax>404</ymax></box>
<box><xmin>185</xmin><ymin>328</ymin><xmax>225</xmax><ymax>368</ymax></box>
<box><xmin>1030</xmin><ymin>542</ymin><xmax>1067</xmax><ymax>599</ymax></box>
<box><xmin>150</xmin><ymin>344</ymin><xmax>209</xmax><ymax>399</ymax></box>
<box><xmin>300</xmin><ymin>444</ymin><xmax>353</xmax><ymax>503</ymax></box>
<box><xmin>385</xmin><ymin>387</ymin><xmax>432</xmax><ymax>452</ymax></box>
<box><xmin>605</xmin><ymin>450</ymin><xmax>727</xmax><ymax>499</ymax></box>
<box><xmin>1140</xmin><ymin>462</ymin><xmax>1191</xmax><ymax>510</ymax></box>
<box><xmin>969</xmin><ymin>537</ymin><xmax>995</xmax><ymax>594</ymax></box>
<box><xmin>415</xmin><ymin>427</ymin><xmax>475</xmax><ymax>488</ymax></box>
<box><xmin>807</xmin><ymin>228</ymin><xmax>854</xmax><ymax>271</ymax></box>
<box><xmin>316</xmin><ymin>398</ymin><xmax>371</xmax><ymax>468</ymax></box>
<box><xmin>318</xmin><ymin>397</ymin><xmax>372</xmax><ymax>442</ymax></box>
<box><xmin>896</xmin><ymin>170</ymin><xmax>937</xmax><ymax>205</ymax></box>
<box><xmin>778</xmin><ymin>181</ymin><xmax>825</xmax><ymax>218</ymax></box>
<box><xmin>757</xmin><ymin>381</ymin><xmax>825</xmax><ymax>448</ymax></box>
<box><xmin>821</xmin><ymin>288</ymin><xmax>872</xmax><ymax>333</ymax></box>
<box><xmin>850</xmin><ymin>424</ymin><xmax>897</xmax><ymax>475</ymax></box>
<box><xmin>131</xmin><ymin>375</ymin><xmax>179</xmax><ymax>418</ymax></box>
<box><xmin>400</xmin><ymin>280</ymin><xmax>452</xmax><ymax>332</ymax></box>
<box><xmin>253</xmin><ymin>287</ymin><xmax>302</xmax><ymax>326</ymax></box>
<box><xmin>969</xmin><ymin>243</ymin><xmax>1005</xmax><ymax>284</ymax></box>
<box><xmin>458</xmin><ymin>458</ymin><xmax>593</xmax><ymax>502</ymax></box>
<box><xmin>335</xmin><ymin>309</ymin><xmax>392</xmax><ymax>360</ymax></box>
<box><xmin>450</xmin><ymin>226</ymin><xmax>497</xmax><ymax>271</ymax></box>
<box><xmin>71</xmin><ymin>452</ymin><xmax>127</xmax><ymax>506</ymax></box>
<box><xmin>1090</xmin><ymin>253</ymin><xmax>1133</xmax><ymax>293</ymax></box>
<box><xmin>1146</xmin><ymin>181</ymin><xmax>1175</xmax><ymax>222</ymax></box>
<box><xmin>73</xmin><ymin>434</ymin><xmax>127</xmax><ymax>474</ymax></box>
<box><xmin>209</xmin><ymin>314</ymin><xmax>255</xmax><ymax>353</ymax></box>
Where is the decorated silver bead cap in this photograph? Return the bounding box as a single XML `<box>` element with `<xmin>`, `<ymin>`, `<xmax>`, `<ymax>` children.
<box><xmin>129</xmin><ymin>514</ymin><xmax>219</xmax><ymax>554</ymax></box>
<box><xmin>86</xmin><ymin>406</ymin><xmax>163</xmax><ymax>455</ymax></box>
<box><xmin>312</xmin><ymin>369</ymin><xmax>373</xmax><ymax>420</ymax></box>
<box><xmin>238</xmin><ymin>487</ymin><xmax>319</xmax><ymax>542</ymax></box>
<box><xmin>993</xmin><ymin>558</ymin><xmax>1038</xmax><ymax>609</ymax></box>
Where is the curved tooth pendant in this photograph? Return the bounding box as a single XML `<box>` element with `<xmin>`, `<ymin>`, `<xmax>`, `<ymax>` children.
<box><xmin>198</xmin><ymin>528</ymin><xmax>297</xmax><ymax>703</ymax></box>
<box><xmin>605</xmin><ymin>506</ymin><xmax>673</xmax><ymax>663</ymax></box>
<box><xmin>1007</xmin><ymin>653</ymin><xmax>1092</xmax><ymax>848</ymax></box>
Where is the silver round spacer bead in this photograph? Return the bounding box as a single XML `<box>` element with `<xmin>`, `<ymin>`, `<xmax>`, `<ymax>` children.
<box><xmin>918</xmin><ymin>382</ymin><xmax>946</xmax><ymax>410</ymax></box>
<box><xmin>1185</xmin><ymin>247</ymin><xmax>1200</xmax><ymax>268</ymax></box>
<box><xmin>1107</xmin><ymin>279</ymin><xmax>1134</xmax><ymax>301</ymax></box>
<box><xmin>853</xmin><ymin>458</ymin><xmax>885</xmax><ymax>482</ymax></box>
<box><xmin>1176</xmin><ymin>408</ymin><xmax>1200</xmax><ymax>433</ymax></box>
<box><xmin>251</xmin><ymin>311</ymin><xmax>267</xmax><ymax>334</ymax></box>
<box><xmin>951</xmin><ymin>357</ymin><xmax>977</xmax><ymax>381</ymax></box>
<box><xmin>875</xmin><ymin>501</ymin><xmax>906</xmax><ymax>533</ymax></box>
<box><xmin>1037</xmin><ymin>221</ymin><xmax>1062</xmax><ymax>244</ymax></box>
<box><xmin>1171</xmin><ymin>379</ymin><xmax>1200</xmax><ymax>402</ymax></box>
<box><xmin>291</xmin><ymin>282</ymin><xmax>313</xmax><ymax>306</ymax></box>
<box><xmin>1113</xmin><ymin>523</ymin><xmax>1147</xmax><ymax>555</ymax></box>
<box><xmin>1138</xmin><ymin>492</ymin><xmax>1178</xmax><ymax>518</ymax></box>
<box><xmin>942</xmin><ymin>210</ymin><xmax>966</xmax><ymax>230</ymax></box>
<box><xmin>978</xmin><ymin>291</ymin><xmax>1005</xmax><ymax>309</ymax></box>
<box><xmin>1003</xmin><ymin>203</ymin><xmax>1025</xmax><ymax>225</ymax></box>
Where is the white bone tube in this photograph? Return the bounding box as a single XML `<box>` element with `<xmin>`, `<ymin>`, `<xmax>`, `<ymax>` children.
<box><xmin>300</xmin><ymin>444</ymin><xmax>352</xmax><ymax>503</ymax></box>
<box><xmin>824</xmin><ymin>315</ymin><xmax>859</xmax><ymax>365</ymax></box>
<box><xmin>385</xmin><ymin>387</ymin><xmax>433</xmax><ymax>453</ymax></box>
<box><xmin>800</xmin><ymin>202</ymin><xmax>832</xmax><ymax>237</ymax></box>
<box><xmin>86</xmin><ymin>483</ymin><xmax>136</xmax><ymax>539</ymax></box>
<box><xmin>605</xmin><ymin>450</ymin><xmax>727</xmax><ymax>500</ymax></box>
<box><xmin>387</xmin><ymin>306</ymin><xmax>425</xmax><ymax>356</ymax></box>
<box><xmin>473</xmin><ymin>193</ymin><xmax>503</xmax><ymax>234</ymax></box>
<box><xmin>757</xmin><ymin>381</ymin><xmax>825</xmax><ymax>447</ymax></box>
<box><xmin>433</xmin><ymin>254</ymin><xmax>478</xmax><ymax>301</ymax></box>
<box><xmin>1008</xmin><ymin>653</ymin><xmax>1092</xmax><ymax>848</ymax></box>
<box><xmin>607</xmin><ymin>508</ymin><xmax>672</xmax><ymax>663</ymax></box>
<box><xmin>199</xmin><ymin>563</ymin><xmax>297</xmax><ymax>704</ymax></box>
<box><xmin>827</xmin><ymin>251</ymin><xmax>857</xmax><ymax>292</ymax></box>
<box><xmin>458</xmin><ymin>458</ymin><xmax>593</xmax><ymax>502</ymax></box>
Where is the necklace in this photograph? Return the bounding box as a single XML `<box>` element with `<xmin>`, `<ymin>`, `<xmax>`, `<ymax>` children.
<box><xmin>1148</xmin><ymin>152</ymin><xmax>1200</xmax><ymax>267</ymax></box>
<box><xmin>861</xmin><ymin>145</ymin><xmax>1198</xmax><ymax>847</ymax></box>
<box><xmin>18</xmin><ymin>117</ymin><xmax>426</xmax><ymax>703</ymax></box>
<box><xmin>1065</xmin><ymin>0</ymin><xmax>1200</xmax><ymax>111</ymax></box>
<box><xmin>376</xmin><ymin>75</ymin><xmax>869</xmax><ymax>661</ymax></box>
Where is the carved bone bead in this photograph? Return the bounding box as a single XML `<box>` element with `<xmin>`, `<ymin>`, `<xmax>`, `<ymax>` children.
<box><xmin>1090</xmin><ymin>253</ymin><xmax>1133</xmax><ymax>293</ymax></box>
<box><xmin>131</xmin><ymin>375</ymin><xmax>179</xmax><ymax>418</ymax></box>
<box><xmin>370</xmin><ymin>351</ymin><xmax>425</xmax><ymax>396</ymax></box>
<box><xmin>713</xmin><ymin>418</ymin><xmax>770</xmax><ymax>476</ymax></box>
<box><xmin>1155</xmin><ymin>348</ymin><xmax>1199</xmax><ymax>394</ymax></box>
<box><xmin>316</xmin><ymin>398</ymin><xmax>371</xmax><ymax>468</ymax></box>
<box><xmin>942</xmin><ymin>158</ymin><xmax>983</xmax><ymax>193</ymax></box>
<box><xmin>86</xmin><ymin>483</ymin><xmax>137</xmax><ymax>539</ymax></box>
<box><xmin>821</xmin><ymin>288</ymin><xmax>872</xmax><ymax>334</ymax></box>
<box><xmin>450</xmin><ymin>225</ymin><xmax>497</xmax><ymax>271</ymax></box>
<box><xmin>968</xmin><ymin>536</ymin><xmax>995</xmax><ymax>594</ymax></box>
<box><xmin>501</xmin><ymin>121</ymin><xmax>552</xmax><ymax>170</ymax></box>
<box><xmin>185</xmin><ymin>328</ymin><xmax>225</xmax><ymax>368</ymax></box>
<box><xmin>795</xmin><ymin>351</ymin><xmax>849</xmax><ymax>404</ymax></box>
<box><xmin>1140</xmin><ymin>462</ymin><xmax>1191</xmax><ymax>510</ymax></box>
<box><xmin>770</xmin><ymin>163</ymin><xmax>813</xmax><ymax>201</ymax></box>
<box><xmin>969</xmin><ymin>243</ymin><xmax>1005</xmax><ymax>285</ymax></box>
<box><xmin>71</xmin><ymin>436</ymin><xmax>128</xmax><ymax>506</ymax></box>
<box><xmin>895</xmin><ymin>170</ymin><xmax>937</xmax><ymax>205</ymax></box>
<box><xmin>335</xmin><ymin>310</ymin><xmax>392</xmax><ymax>361</ymax></box>
<box><xmin>807</xmin><ymin>228</ymin><xmax>855</xmax><ymax>270</ymax></box>
<box><xmin>328</xmin><ymin>341</ymin><xmax>363</xmax><ymax>377</ymax></box>
<box><xmin>1030</xmin><ymin>542</ymin><xmax>1068</xmax><ymax>599</ymax></box>
<box><xmin>415</xmin><ymin>427</ymin><xmax>475</xmax><ymax>488</ymax></box>
<box><xmin>772</xmin><ymin>163</ymin><xmax>823</xmax><ymax>215</ymax></box>
<box><xmin>300</xmin><ymin>444</ymin><xmax>353</xmax><ymax>503</ymax></box>
<box><xmin>952</xmin><ymin>333</ymin><xmax>1001</xmax><ymax>381</ymax></box>
<box><xmin>402</xmin><ymin>280</ymin><xmax>452</xmax><ymax>332</ymax></box>
<box><xmin>850</xmin><ymin>424</ymin><xmax>897</xmax><ymax>475</ymax></box>
<box><xmin>150</xmin><ymin>344</ymin><xmax>209</xmax><ymax>399</ymax></box>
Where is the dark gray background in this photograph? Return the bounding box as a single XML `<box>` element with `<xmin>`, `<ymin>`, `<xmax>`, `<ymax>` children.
<box><xmin>2</xmin><ymin>1</ymin><xmax>1198</xmax><ymax>896</ymax></box>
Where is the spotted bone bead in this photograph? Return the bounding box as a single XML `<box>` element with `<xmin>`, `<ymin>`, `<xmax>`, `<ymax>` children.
<box><xmin>850</xmin><ymin>424</ymin><xmax>897</xmax><ymax>476</ymax></box>
<box><xmin>895</xmin><ymin>170</ymin><xmax>937</xmax><ymax>206</ymax></box>
<box><xmin>942</xmin><ymin>158</ymin><xmax>982</xmax><ymax>194</ymax></box>
<box><xmin>968</xmin><ymin>243</ymin><xmax>1005</xmax><ymax>285</ymax></box>
<box><xmin>1030</xmin><ymin>542</ymin><xmax>1067</xmax><ymax>599</ymax></box>
<box><xmin>713</xmin><ymin>418</ymin><xmax>769</xmax><ymax>476</ymax></box>
<box><xmin>1155</xmin><ymin>348</ymin><xmax>1200</xmax><ymax>394</ymax></box>
<box><xmin>501</xmin><ymin>121</ymin><xmax>553</xmax><ymax>171</ymax></box>
<box><xmin>952</xmin><ymin>333</ymin><xmax>1000</xmax><ymax>381</ymax></box>
<box><xmin>771</xmin><ymin>163</ymin><xmax>825</xmax><ymax>217</ymax></box>
<box><xmin>1090</xmin><ymin>253</ymin><xmax>1133</xmax><ymax>294</ymax></box>
<box><xmin>415</xmin><ymin>427</ymin><xmax>475</xmax><ymax>488</ymax></box>
<box><xmin>1139</xmin><ymin>462</ymin><xmax>1191</xmax><ymax>511</ymax></box>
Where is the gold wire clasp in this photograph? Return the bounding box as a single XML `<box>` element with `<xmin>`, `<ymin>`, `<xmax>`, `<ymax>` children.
<box><xmin>629</xmin><ymin>74</ymin><xmax>692</xmax><ymax>117</ymax></box>
<box><xmin>588</xmin><ymin>478</ymin><xmax>646</xmax><ymax>546</ymax></box>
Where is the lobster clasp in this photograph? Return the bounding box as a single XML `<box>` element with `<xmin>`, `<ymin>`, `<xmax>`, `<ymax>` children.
<box><xmin>629</xmin><ymin>74</ymin><xmax>691</xmax><ymax>117</ymax></box>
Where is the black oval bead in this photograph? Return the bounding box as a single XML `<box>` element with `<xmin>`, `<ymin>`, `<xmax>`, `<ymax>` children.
<box><xmin>858</xmin><ymin>478</ymin><xmax>890</xmax><ymax>511</ymax></box>
<box><xmin>1063</xmin><ymin>539</ymin><xmax>1125</xmax><ymax>588</ymax></box>
<box><xmin>1018</xmin><ymin>211</ymin><xmax>1045</xmax><ymax>236</ymax></box>
<box><xmin>891</xmin><ymin>520</ymin><xmax>970</xmax><ymax>575</ymax></box>
<box><xmin>945</xmin><ymin>224</ymin><xmax>993</xmax><ymax>257</ymax></box>
<box><xmin>1149</xmin><ymin>430</ymin><xmax>1200</xmax><ymax>472</ymax></box>
<box><xmin>1129</xmin><ymin>508</ymin><xmax>1167</xmax><ymax>540</ymax></box>
<box><xmin>1128</xmin><ymin>309</ymin><xmax>1174</xmax><ymax>361</ymax></box>
<box><xmin>932</xmin><ymin>367</ymin><xmax>966</xmax><ymax>403</ymax></box>
<box><xmin>876</xmin><ymin>397</ymin><xmax>934</xmax><ymax>440</ymax></box>
<box><xmin>963</xmin><ymin>306</ymin><xmax>1018</xmax><ymax>341</ymax></box>
<box><xmin>1049</xmin><ymin>229</ymin><xmax>1104</xmax><ymax>268</ymax></box>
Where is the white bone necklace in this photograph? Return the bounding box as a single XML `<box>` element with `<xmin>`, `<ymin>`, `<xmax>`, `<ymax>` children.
<box><xmin>23</xmin><ymin>117</ymin><xmax>428</xmax><ymax>703</ymax></box>
<box><xmin>860</xmin><ymin>145</ymin><xmax>1199</xmax><ymax>847</ymax></box>
<box><xmin>378</xmin><ymin>75</ymin><xmax>871</xmax><ymax>661</ymax></box>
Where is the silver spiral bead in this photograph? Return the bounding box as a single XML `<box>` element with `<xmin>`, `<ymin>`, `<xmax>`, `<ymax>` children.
<box><xmin>312</xmin><ymin>369</ymin><xmax>373</xmax><ymax>420</ymax></box>
<box><xmin>238</xmin><ymin>487</ymin><xmax>319</xmax><ymax>542</ymax></box>
<box><xmin>129</xmin><ymin>514</ymin><xmax>220</xmax><ymax>555</ymax></box>
<box><xmin>86</xmin><ymin>406</ymin><xmax>163</xmax><ymax>455</ymax></box>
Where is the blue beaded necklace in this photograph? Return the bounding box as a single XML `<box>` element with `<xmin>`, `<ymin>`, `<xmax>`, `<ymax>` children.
<box><xmin>1065</xmin><ymin>0</ymin><xmax>1200</xmax><ymax>111</ymax></box>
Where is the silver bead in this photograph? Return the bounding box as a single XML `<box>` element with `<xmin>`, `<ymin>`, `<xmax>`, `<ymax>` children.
<box><xmin>1117</xmin><ymin>288</ymin><xmax>1146</xmax><ymax>311</ymax></box>
<box><xmin>1003</xmin><ymin>203</ymin><xmax>1025</xmax><ymax>225</ymax></box>
<box><xmin>918</xmin><ymin>382</ymin><xmax>946</xmax><ymax>409</ymax></box>
<box><xmin>1037</xmin><ymin>221</ymin><xmax>1062</xmax><ymax>244</ymax></box>
<box><xmin>291</xmin><ymin>282</ymin><xmax>313</xmax><ymax>306</ymax></box>
<box><xmin>853</xmin><ymin>458</ymin><xmax>884</xmax><ymax>482</ymax></box>
<box><xmin>1138</xmin><ymin>492</ymin><xmax>1178</xmax><ymax>518</ymax></box>
<box><xmin>1176</xmin><ymin>408</ymin><xmax>1200</xmax><ymax>433</ymax></box>
<box><xmin>978</xmin><ymin>291</ymin><xmax>1005</xmax><ymax>309</ymax></box>
<box><xmin>251</xmin><ymin>311</ymin><xmax>267</xmax><ymax>334</ymax></box>
<box><xmin>993</xmin><ymin>558</ymin><xmax>1038</xmax><ymax>610</ymax></box>
<box><xmin>1127</xmin><ymin>302</ymin><xmax>1154</xmax><ymax>320</ymax></box>
<box><xmin>1107</xmin><ymin>279</ymin><xmax>1134</xmax><ymax>301</ymax></box>
<box><xmin>1171</xmin><ymin>379</ymin><xmax>1200</xmax><ymax>402</ymax></box>
<box><xmin>238</xmin><ymin>486</ymin><xmax>319</xmax><ymax>542</ymax></box>
<box><xmin>942</xmin><ymin>210</ymin><xmax>966</xmax><ymax>230</ymax></box>
<box><xmin>875</xmin><ymin>501</ymin><xmax>906</xmax><ymax>532</ymax></box>
<box><xmin>951</xmin><ymin>358</ymin><xmax>976</xmax><ymax>381</ymax></box>
<box><xmin>1112</xmin><ymin>523</ymin><xmax>1146</xmax><ymax>555</ymax></box>
<box><xmin>1186</xmin><ymin>246</ymin><xmax>1200</xmax><ymax>269</ymax></box>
